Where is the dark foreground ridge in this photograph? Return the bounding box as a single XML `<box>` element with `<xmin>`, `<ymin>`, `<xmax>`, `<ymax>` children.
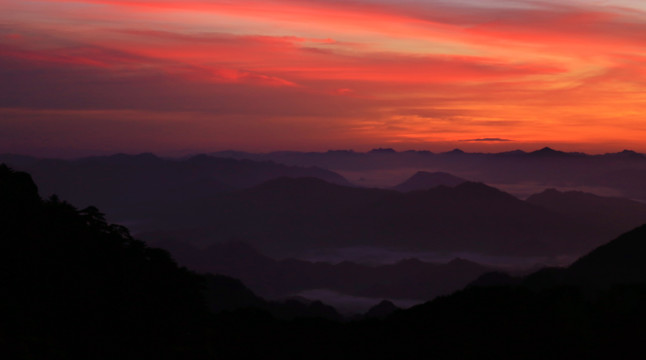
<box><xmin>0</xmin><ymin>164</ymin><xmax>210</xmax><ymax>358</ymax></box>
<box><xmin>216</xmin><ymin>225</ymin><xmax>646</xmax><ymax>359</ymax></box>
<box><xmin>0</xmin><ymin>165</ymin><xmax>341</xmax><ymax>359</ymax></box>
<box><xmin>4</xmin><ymin>164</ymin><xmax>646</xmax><ymax>359</ymax></box>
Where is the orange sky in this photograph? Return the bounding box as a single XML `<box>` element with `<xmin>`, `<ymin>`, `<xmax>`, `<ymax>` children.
<box><xmin>1</xmin><ymin>0</ymin><xmax>646</xmax><ymax>156</ymax></box>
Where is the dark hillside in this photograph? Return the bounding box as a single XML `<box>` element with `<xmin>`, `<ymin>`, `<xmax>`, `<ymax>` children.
<box><xmin>0</xmin><ymin>164</ymin><xmax>209</xmax><ymax>359</ymax></box>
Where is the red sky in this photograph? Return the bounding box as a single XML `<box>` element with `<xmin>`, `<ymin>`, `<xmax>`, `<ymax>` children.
<box><xmin>2</xmin><ymin>0</ymin><xmax>646</xmax><ymax>156</ymax></box>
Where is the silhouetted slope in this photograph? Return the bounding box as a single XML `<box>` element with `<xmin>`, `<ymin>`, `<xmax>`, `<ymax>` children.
<box><xmin>0</xmin><ymin>164</ymin><xmax>210</xmax><ymax>359</ymax></box>
<box><xmin>206</xmin><ymin>225</ymin><xmax>646</xmax><ymax>359</ymax></box>
<box><xmin>566</xmin><ymin>224</ymin><xmax>646</xmax><ymax>287</ymax></box>
<box><xmin>392</xmin><ymin>171</ymin><xmax>467</xmax><ymax>192</ymax></box>
<box><xmin>153</xmin><ymin>240</ymin><xmax>494</xmax><ymax>301</ymax></box>
<box><xmin>0</xmin><ymin>165</ymin><xmax>351</xmax><ymax>358</ymax></box>
<box><xmin>364</xmin><ymin>300</ymin><xmax>399</xmax><ymax>319</ymax></box>
<box><xmin>467</xmin><ymin>271</ymin><xmax>522</xmax><ymax>288</ymax></box>
<box><xmin>9</xmin><ymin>156</ymin><xmax>646</xmax><ymax>359</ymax></box>
<box><xmin>471</xmin><ymin>224</ymin><xmax>646</xmax><ymax>291</ymax></box>
<box><xmin>203</xmin><ymin>274</ymin><xmax>266</xmax><ymax>312</ymax></box>
<box><xmin>527</xmin><ymin>189</ymin><xmax>646</xmax><ymax>238</ymax></box>
<box><xmin>202</xmin><ymin>274</ymin><xmax>342</xmax><ymax>321</ymax></box>
<box><xmin>389</xmin><ymin>224</ymin><xmax>646</xmax><ymax>358</ymax></box>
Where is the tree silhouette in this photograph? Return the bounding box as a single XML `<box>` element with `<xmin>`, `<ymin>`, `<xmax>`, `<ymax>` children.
<box><xmin>0</xmin><ymin>165</ymin><xmax>209</xmax><ymax>359</ymax></box>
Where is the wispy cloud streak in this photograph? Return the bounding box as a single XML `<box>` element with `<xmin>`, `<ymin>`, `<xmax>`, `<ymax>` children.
<box><xmin>1</xmin><ymin>0</ymin><xmax>646</xmax><ymax>154</ymax></box>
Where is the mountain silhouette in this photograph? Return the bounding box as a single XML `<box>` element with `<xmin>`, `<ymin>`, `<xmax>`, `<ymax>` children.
<box><xmin>0</xmin><ymin>164</ymin><xmax>349</xmax><ymax>358</ymax></box>
<box><xmin>0</xmin><ymin>164</ymin><xmax>209</xmax><ymax>358</ymax></box>
<box><xmin>0</xmin><ymin>153</ymin><xmax>349</xmax><ymax>227</ymax></box>
<box><xmin>528</xmin><ymin>146</ymin><xmax>571</xmax><ymax>157</ymax></box>
<box><xmin>565</xmin><ymin>224</ymin><xmax>646</xmax><ymax>288</ymax></box>
<box><xmin>211</xmin><ymin>148</ymin><xmax>646</xmax><ymax>202</ymax></box>
<box><xmin>141</xmin><ymin>178</ymin><xmax>606</xmax><ymax>257</ymax></box>
<box><xmin>364</xmin><ymin>224</ymin><xmax>646</xmax><ymax>358</ymax></box>
<box><xmin>204</xmin><ymin>224</ymin><xmax>646</xmax><ymax>359</ymax></box>
<box><xmin>203</xmin><ymin>274</ymin><xmax>342</xmax><ymax>320</ymax></box>
<box><xmin>443</xmin><ymin>148</ymin><xmax>465</xmax><ymax>155</ymax></box>
<box><xmin>7</xmin><ymin>163</ymin><xmax>646</xmax><ymax>359</ymax></box>
<box><xmin>527</xmin><ymin>188</ymin><xmax>646</xmax><ymax>239</ymax></box>
<box><xmin>11</xmin><ymin>151</ymin><xmax>636</xmax><ymax>261</ymax></box>
<box><xmin>471</xmin><ymin>222</ymin><xmax>646</xmax><ymax>292</ymax></box>
<box><xmin>392</xmin><ymin>171</ymin><xmax>467</xmax><ymax>192</ymax></box>
<box><xmin>152</xmin><ymin>239</ymin><xmax>494</xmax><ymax>301</ymax></box>
<box><xmin>603</xmin><ymin>149</ymin><xmax>645</xmax><ymax>159</ymax></box>
<box><xmin>364</xmin><ymin>300</ymin><xmax>399</xmax><ymax>319</ymax></box>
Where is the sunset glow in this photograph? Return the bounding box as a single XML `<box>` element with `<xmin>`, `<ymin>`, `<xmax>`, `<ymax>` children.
<box><xmin>2</xmin><ymin>0</ymin><xmax>646</xmax><ymax>155</ymax></box>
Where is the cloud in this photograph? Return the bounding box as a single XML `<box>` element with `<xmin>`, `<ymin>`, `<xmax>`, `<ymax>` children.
<box><xmin>3</xmin><ymin>0</ymin><xmax>646</xmax><ymax>154</ymax></box>
<box><xmin>460</xmin><ymin>138</ymin><xmax>513</xmax><ymax>142</ymax></box>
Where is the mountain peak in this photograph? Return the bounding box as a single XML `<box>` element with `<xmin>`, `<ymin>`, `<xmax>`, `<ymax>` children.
<box><xmin>604</xmin><ymin>149</ymin><xmax>645</xmax><ymax>159</ymax></box>
<box><xmin>365</xmin><ymin>300</ymin><xmax>399</xmax><ymax>319</ymax></box>
<box><xmin>444</xmin><ymin>148</ymin><xmax>465</xmax><ymax>155</ymax></box>
<box><xmin>529</xmin><ymin>147</ymin><xmax>568</xmax><ymax>157</ymax></box>
<box><xmin>393</xmin><ymin>171</ymin><xmax>467</xmax><ymax>192</ymax></box>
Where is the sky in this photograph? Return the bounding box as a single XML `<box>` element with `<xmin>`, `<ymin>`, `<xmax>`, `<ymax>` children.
<box><xmin>2</xmin><ymin>0</ymin><xmax>646</xmax><ymax>156</ymax></box>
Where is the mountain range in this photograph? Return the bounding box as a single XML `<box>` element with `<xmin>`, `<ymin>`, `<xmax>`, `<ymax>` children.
<box><xmin>0</xmin><ymin>153</ymin><xmax>348</xmax><ymax>227</ymax></box>
<box><xmin>213</xmin><ymin>147</ymin><xmax>646</xmax><ymax>200</ymax></box>
<box><xmin>142</xmin><ymin>176</ymin><xmax>646</xmax><ymax>259</ymax></box>
<box><xmin>208</xmin><ymin>224</ymin><xmax>646</xmax><ymax>359</ymax></box>
<box><xmin>4</xmin><ymin>152</ymin><xmax>646</xmax><ymax>262</ymax></box>
<box><xmin>4</xmin><ymin>163</ymin><xmax>646</xmax><ymax>359</ymax></box>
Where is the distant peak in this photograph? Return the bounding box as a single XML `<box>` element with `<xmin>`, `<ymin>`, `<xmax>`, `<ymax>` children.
<box><xmin>375</xmin><ymin>299</ymin><xmax>396</xmax><ymax>307</ymax></box>
<box><xmin>365</xmin><ymin>300</ymin><xmax>399</xmax><ymax>319</ymax></box>
<box><xmin>393</xmin><ymin>171</ymin><xmax>466</xmax><ymax>192</ymax></box>
<box><xmin>537</xmin><ymin>147</ymin><xmax>556</xmax><ymax>152</ymax></box>
<box><xmin>605</xmin><ymin>149</ymin><xmax>645</xmax><ymax>158</ymax></box>
<box><xmin>188</xmin><ymin>153</ymin><xmax>211</xmax><ymax>161</ymax></box>
<box><xmin>529</xmin><ymin>147</ymin><xmax>567</xmax><ymax>157</ymax></box>
<box><xmin>369</xmin><ymin>148</ymin><xmax>396</xmax><ymax>153</ymax></box>
<box><xmin>444</xmin><ymin>148</ymin><xmax>465</xmax><ymax>155</ymax></box>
